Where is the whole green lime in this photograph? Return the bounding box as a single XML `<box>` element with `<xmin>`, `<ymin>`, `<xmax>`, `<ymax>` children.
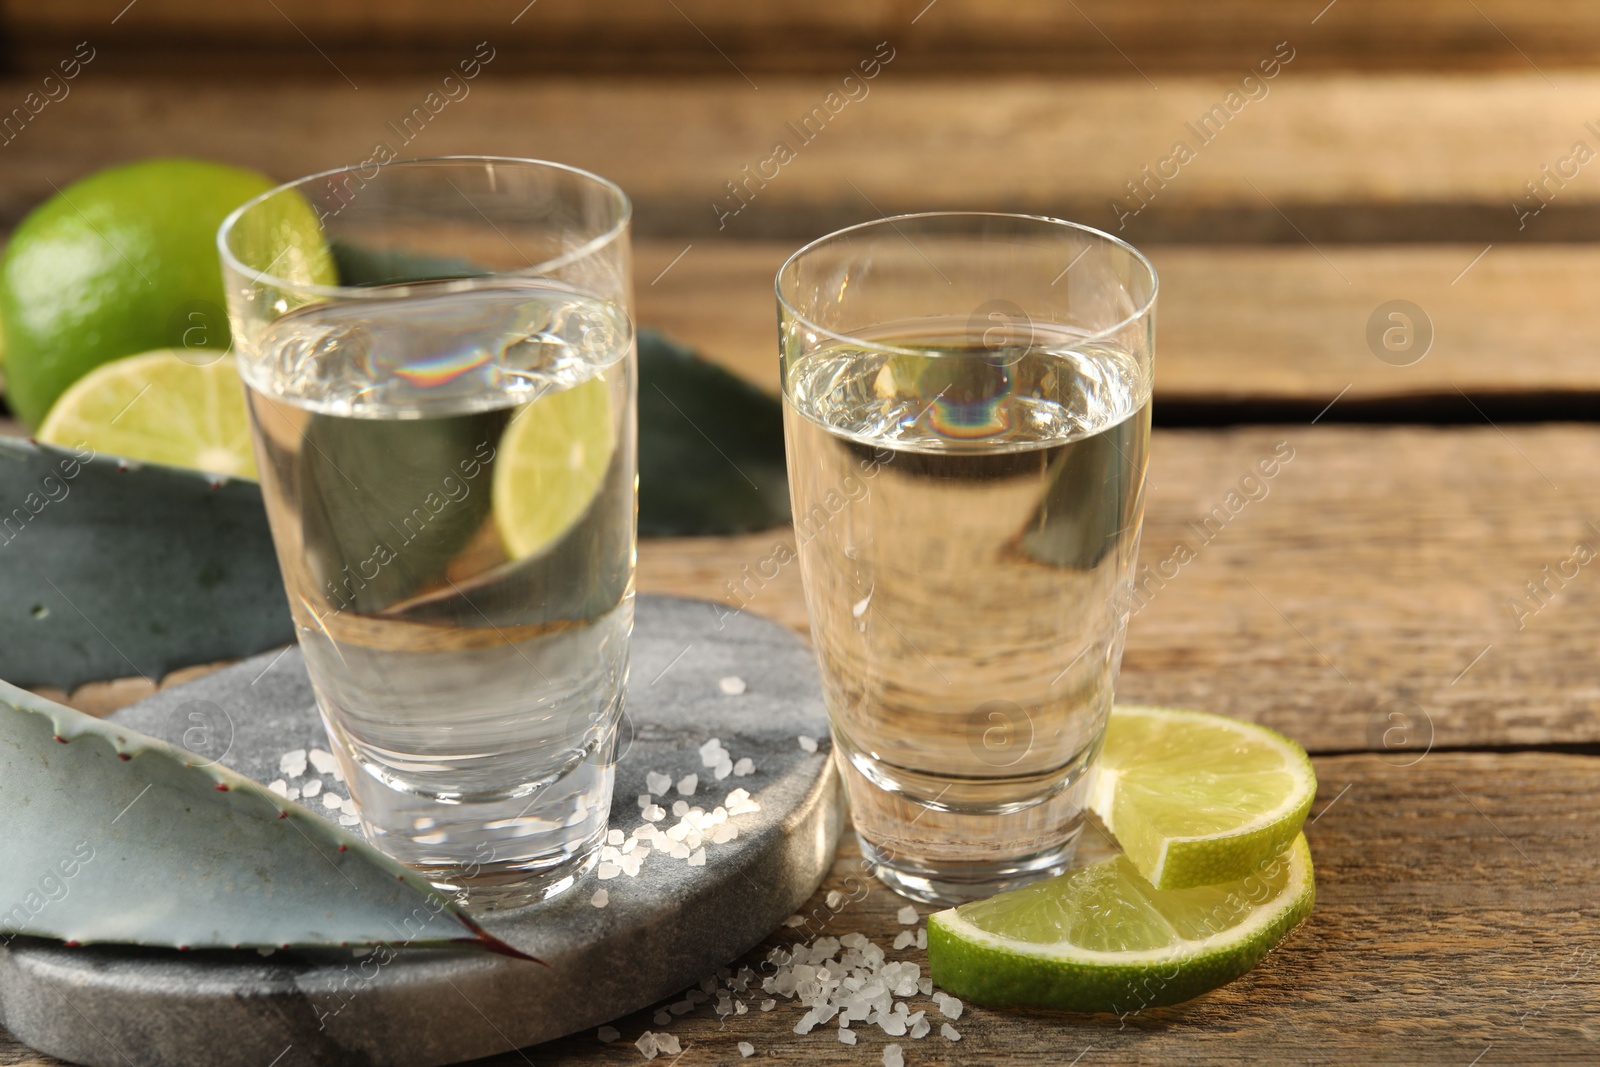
<box><xmin>0</xmin><ymin>158</ymin><xmax>331</xmax><ymax>427</ymax></box>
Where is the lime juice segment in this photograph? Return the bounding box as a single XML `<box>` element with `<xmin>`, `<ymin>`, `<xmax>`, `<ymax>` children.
<box><xmin>927</xmin><ymin>834</ymin><xmax>1315</xmax><ymax>1012</ymax></box>
<box><xmin>1088</xmin><ymin>705</ymin><xmax>1319</xmax><ymax>890</ymax></box>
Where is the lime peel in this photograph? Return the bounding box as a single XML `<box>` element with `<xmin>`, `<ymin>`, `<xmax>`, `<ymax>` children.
<box><xmin>927</xmin><ymin>834</ymin><xmax>1315</xmax><ymax>1013</ymax></box>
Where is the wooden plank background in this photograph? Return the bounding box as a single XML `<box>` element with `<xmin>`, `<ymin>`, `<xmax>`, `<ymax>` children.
<box><xmin>3</xmin><ymin>74</ymin><xmax>1600</xmax><ymax>244</ymax></box>
<box><xmin>638</xmin><ymin>425</ymin><xmax>1600</xmax><ymax>753</ymax></box>
<box><xmin>7</xmin><ymin>0</ymin><xmax>1600</xmax><ymax>75</ymax></box>
<box><xmin>636</xmin><ymin>242</ymin><xmax>1600</xmax><ymax>406</ymax></box>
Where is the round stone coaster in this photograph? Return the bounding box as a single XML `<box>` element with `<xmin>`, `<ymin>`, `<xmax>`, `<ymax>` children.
<box><xmin>0</xmin><ymin>596</ymin><xmax>841</xmax><ymax>1067</ymax></box>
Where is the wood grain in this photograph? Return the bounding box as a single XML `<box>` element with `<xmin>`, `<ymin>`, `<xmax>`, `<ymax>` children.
<box><xmin>3</xmin><ymin>73</ymin><xmax>1600</xmax><ymax>242</ymax></box>
<box><xmin>4</xmin><ymin>752</ymin><xmax>1596</xmax><ymax>1065</ymax></box>
<box><xmin>6</xmin><ymin>0</ymin><xmax>1600</xmax><ymax>76</ymax></box>
<box><xmin>638</xmin><ymin>424</ymin><xmax>1600</xmax><ymax>753</ymax></box>
<box><xmin>636</xmin><ymin>240</ymin><xmax>1600</xmax><ymax>404</ymax></box>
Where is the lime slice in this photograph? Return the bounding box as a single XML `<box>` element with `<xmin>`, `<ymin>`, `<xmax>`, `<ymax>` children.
<box><xmin>37</xmin><ymin>349</ymin><xmax>257</xmax><ymax>479</ymax></box>
<box><xmin>492</xmin><ymin>374</ymin><xmax>615</xmax><ymax>559</ymax></box>
<box><xmin>927</xmin><ymin>834</ymin><xmax>1314</xmax><ymax>1012</ymax></box>
<box><xmin>1088</xmin><ymin>705</ymin><xmax>1317</xmax><ymax>890</ymax></box>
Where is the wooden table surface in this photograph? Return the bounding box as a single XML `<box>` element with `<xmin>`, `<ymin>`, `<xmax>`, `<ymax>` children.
<box><xmin>2</xmin><ymin>3</ymin><xmax>1599</xmax><ymax>1064</ymax></box>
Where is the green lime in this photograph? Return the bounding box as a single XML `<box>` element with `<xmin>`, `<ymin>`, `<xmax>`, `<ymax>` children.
<box><xmin>1</xmin><ymin>158</ymin><xmax>334</xmax><ymax>427</ymax></box>
<box><xmin>37</xmin><ymin>349</ymin><xmax>257</xmax><ymax>479</ymax></box>
<box><xmin>491</xmin><ymin>375</ymin><xmax>616</xmax><ymax>559</ymax></box>
<box><xmin>1086</xmin><ymin>705</ymin><xmax>1317</xmax><ymax>890</ymax></box>
<box><xmin>927</xmin><ymin>833</ymin><xmax>1314</xmax><ymax>1012</ymax></box>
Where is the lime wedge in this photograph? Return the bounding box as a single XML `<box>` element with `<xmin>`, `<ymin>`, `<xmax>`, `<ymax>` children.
<box><xmin>927</xmin><ymin>833</ymin><xmax>1314</xmax><ymax>1012</ymax></box>
<box><xmin>1088</xmin><ymin>705</ymin><xmax>1318</xmax><ymax>890</ymax></box>
<box><xmin>37</xmin><ymin>349</ymin><xmax>257</xmax><ymax>479</ymax></box>
<box><xmin>491</xmin><ymin>374</ymin><xmax>615</xmax><ymax>559</ymax></box>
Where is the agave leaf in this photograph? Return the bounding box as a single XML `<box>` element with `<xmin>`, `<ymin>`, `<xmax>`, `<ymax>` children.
<box><xmin>0</xmin><ymin>680</ymin><xmax>527</xmax><ymax>954</ymax></box>
<box><xmin>0</xmin><ymin>438</ymin><xmax>293</xmax><ymax>689</ymax></box>
<box><xmin>637</xmin><ymin>328</ymin><xmax>790</xmax><ymax>536</ymax></box>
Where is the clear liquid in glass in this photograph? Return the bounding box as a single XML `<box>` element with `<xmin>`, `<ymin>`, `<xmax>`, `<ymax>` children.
<box><xmin>240</xmin><ymin>279</ymin><xmax>636</xmax><ymax>908</ymax></box>
<box><xmin>782</xmin><ymin>323</ymin><xmax>1150</xmax><ymax>902</ymax></box>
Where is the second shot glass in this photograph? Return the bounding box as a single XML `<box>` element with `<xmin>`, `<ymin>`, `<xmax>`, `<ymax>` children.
<box><xmin>776</xmin><ymin>213</ymin><xmax>1157</xmax><ymax>904</ymax></box>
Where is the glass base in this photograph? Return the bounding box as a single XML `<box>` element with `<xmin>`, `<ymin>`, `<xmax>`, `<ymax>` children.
<box><xmin>421</xmin><ymin>841</ymin><xmax>600</xmax><ymax>912</ymax></box>
<box><xmin>858</xmin><ymin>829</ymin><xmax>1079</xmax><ymax>905</ymax></box>
<box><xmin>833</xmin><ymin>730</ymin><xmax>1099</xmax><ymax>906</ymax></box>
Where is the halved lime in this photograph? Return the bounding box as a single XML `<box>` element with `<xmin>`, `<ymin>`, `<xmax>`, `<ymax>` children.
<box><xmin>1088</xmin><ymin>705</ymin><xmax>1317</xmax><ymax>890</ymax></box>
<box><xmin>927</xmin><ymin>834</ymin><xmax>1314</xmax><ymax>1012</ymax></box>
<box><xmin>491</xmin><ymin>374</ymin><xmax>615</xmax><ymax>559</ymax></box>
<box><xmin>2</xmin><ymin>158</ymin><xmax>333</xmax><ymax>428</ymax></box>
<box><xmin>36</xmin><ymin>348</ymin><xmax>257</xmax><ymax>478</ymax></box>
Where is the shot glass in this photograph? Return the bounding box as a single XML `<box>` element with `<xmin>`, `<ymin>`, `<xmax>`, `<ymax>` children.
<box><xmin>776</xmin><ymin>213</ymin><xmax>1156</xmax><ymax>904</ymax></box>
<box><xmin>219</xmin><ymin>157</ymin><xmax>637</xmax><ymax>909</ymax></box>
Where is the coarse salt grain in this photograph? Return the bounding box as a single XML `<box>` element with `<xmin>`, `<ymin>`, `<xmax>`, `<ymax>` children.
<box><xmin>726</xmin><ymin>788</ymin><xmax>760</xmax><ymax>815</ymax></box>
<box><xmin>636</xmin><ymin>1031</ymin><xmax>659</xmax><ymax>1058</ymax></box>
<box><xmin>598</xmin><ymin>862</ymin><xmax>621</xmax><ymax>880</ymax></box>
<box><xmin>916</xmin><ymin>928</ymin><xmax>926</xmax><ymax>949</ymax></box>
<box><xmin>338</xmin><ymin>812</ymin><xmax>360</xmax><ymax>826</ymax></box>
<box><xmin>699</xmin><ymin>738</ymin><xmax>727</xmax><ymax>767</ymax></box>
<box><xmin>825</xmin><ymin>889</ymin><xmax>844</xmax><ymax>909</ymax></box>
<box><xmin>884</xmin><ymin>1043</ymin><xmax>904</xmax><ymax>1067</ymax></box>
<box><xmin>653</xmin><ymin>1010</ymin><xmax>670</xmax><ymax>1026</ymax></box>
<box><xmin>738</xmin><ymin>1041</ymin><xmax>755</xmax><ymax>1057</ymax></box>
<box><xmin>941</xmin><ymin>1023</ymin><xmax>961</xmax><ymax>1041</ymax></box>
<box><xmin>646</xmin><ymin>771</ymin><xmax>672</xmax><ymax>795</ymax></box>
<box><xmin>591</xmin><ymin>889</ymin><xmax>609</xmax><ymax>908</ymax></box>
<box><xmin>897</xmin><ymin>905</ymin><xmax>919</xmax><ymax>924</ymax></box>
<box><xmin>714</xmin><ymin>758</ymin><xmax>734</xmax><ymax>780</ymax></box>
<box><xmin>597</xmin><ymin>1025</ymin><xmax>620</xmax><ymax>1043</ymax></box>
<box><xmin>718</xmin><ymin>676</ymin><xmax>747</xmax><ymax>696</ymax></box>
<box><xmin>655</xmin><ymin>1034</ymin><xmax>682</xmax><ymax>1055</ymax></box>
<box><xmin>733</xmin><ymin>757</ymin><xmax>755</xmax><ymax>776</ymax></box>
<box><xmin>839</xmin><ymin>1028</ymin><xmax>858</xmax><ymax>1045</ymax></box>
<box><xmin>267</xmin><ymin>779</ymin><xmax>288</xmax><ymax>797</ymax></box>
<box><xmin>642</xmin><ymin>804</ymin><xmax>666</xmax><ymax>822</ymax></box>
<box><xmin>677</xmin><ymin>773</ymin><xmax>698</xmax><ymax>796</ymax></box>
<box><xmin>932</xmin><ymin>992</ymin><xmax>964</xmax><ymax>1020</ymax></box>
<box><xmin>308</xmin><ymin>748</ymin><xmax>339</xmax><ymax>776</ymax></box>
<box><xmin>688</xmin><ymin>848</ymin><xmax>706</xmax><ymax>867</ymax></box>
<box><xmin>302</xmin><ymin>779</ymin><xmax>323</xmax><ymax>798</ymax></box>
<box><xmin>278</xmin><ymin>749</ymin><xmax>307</xmax><ymax>778</ymax></box>
<box><xmin>893</xmin><ymin>930</ymin><xmax>914</xmax><ymax>950</ymax></box>
<box><xmin>320</xmin><ymin>793</ymin><xmax>343</xmax><ymax>811</ymax></box>
<box><xmin>798</xmin><ymin>735</ymin><xmax>818</xmax><ymax>753</ymax></box>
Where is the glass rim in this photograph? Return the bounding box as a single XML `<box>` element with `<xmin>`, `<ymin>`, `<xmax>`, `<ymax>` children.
<box><xmin>773</xmin><ymin>211</ymin><xmax>1159</xmax><ymax>357</ymax></box>
<box><xmin>216</xmin><ymin>154</ymin><xmax>633</xmax><ymax>300</ymax></box>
